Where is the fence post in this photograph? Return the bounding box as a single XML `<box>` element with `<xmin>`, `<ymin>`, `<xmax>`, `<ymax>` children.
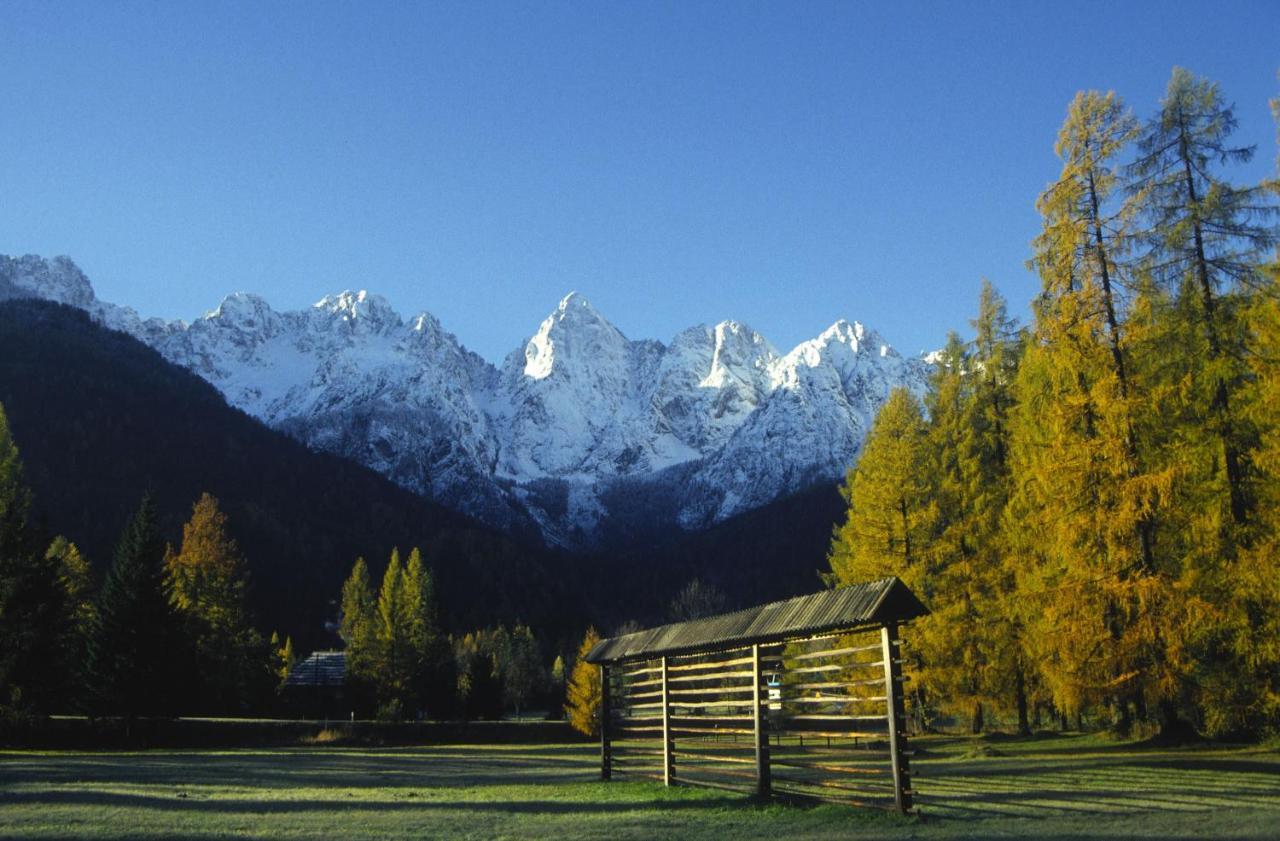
<box><xmin>600</xmin><ymin>663</ymin><xmax>611</xmax><ymax>781</ymax></box>
<box><xmin>880</xmin><ymin>623</ymin><xmax>912</xmax><ymax>813</ymax></box>
<box><xmin>661</xmin><ymin>655</ymin><xmax>674</xmax><ymax>786</ymax></box>
<box><xmin>752</xmin><ymin>643</ymin><xmax>771</xmax><ymax>799</ymax></box>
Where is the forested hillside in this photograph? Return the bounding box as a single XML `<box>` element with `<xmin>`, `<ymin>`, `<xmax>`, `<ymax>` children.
<box><xmin>0</xmin><ymin>299</ymin><xmax>579</xmax><ymax>652</ymax></box>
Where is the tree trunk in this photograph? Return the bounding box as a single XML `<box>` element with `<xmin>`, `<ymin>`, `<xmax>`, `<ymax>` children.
<box><xmin>1015</xmin><ymin>666</ymin><xmax>1030</xmax><ymax>736</ymax></box>
<box><xmin>971</xmin><ymin>701</ymin><xmax>984</xmax><ymax>734</ymax></box>
<box><xmin>1178</xmin><ymin>122</ymin><xmax>1248</xmax><ymax>526</ymax></box>
<box><xmin>1086</xmin><ymin>168</ymin><xmax>1155</xmax><ymax>573</ymax></box>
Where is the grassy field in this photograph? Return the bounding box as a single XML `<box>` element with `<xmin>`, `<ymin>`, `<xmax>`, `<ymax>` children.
<box><xmin>1</xmin><ymin>732</ymin><xmax>1277</xmax><ymax>840</ymax></box>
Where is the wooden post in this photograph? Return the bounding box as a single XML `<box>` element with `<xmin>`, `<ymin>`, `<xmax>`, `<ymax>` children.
<box><xmin>661</xmin><ymin>656</ymin><xmax>674</xmax><ymax>786</ymax></box>
<box><xmin>752</xmin><ymin>643</ymin><xmax>771</xmax><ymax>799</ymax></box>
<box><xmin>600</xmin><ymin>663</ymin><xmax>611</xmax><ymax>781</ymax></box>
<box><xmin>881</xmin><ymin>623</ymin><xmax>912</xmax><ymax>813</ymax></box>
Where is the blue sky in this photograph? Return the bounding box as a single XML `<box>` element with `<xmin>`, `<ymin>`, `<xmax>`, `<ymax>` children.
<box><xmin>2</xmin><ymin>1</ymin><xmax>1276</xmax><ymax>362</ymax></box>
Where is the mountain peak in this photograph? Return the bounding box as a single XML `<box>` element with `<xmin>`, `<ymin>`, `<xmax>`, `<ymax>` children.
<box><xmin>313</xmin><ymin>290</ymin><xmax>402</xmax><ymax>332</ymax></box>
<box><xmin>208</xmin><ymin>291</ymin><xmax>274</xmax><ymax>319</ymax></box>
<box><xmin>557</xmin><ymin>290</ymin><xmax>593</xmax><ymax>312</ymax></box>
<box><xmin>0</xmin><ymin>254</ymin><xmax>97</xmax><ymax>309</ymax></box>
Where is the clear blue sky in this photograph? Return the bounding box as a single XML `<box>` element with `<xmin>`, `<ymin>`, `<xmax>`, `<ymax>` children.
<box><xmin>2</xmin><ymin>1</ymin><xmax>1276</xmax><ymax>361</ymax></box>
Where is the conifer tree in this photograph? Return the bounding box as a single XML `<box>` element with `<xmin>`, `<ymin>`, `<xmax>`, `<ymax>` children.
<box><xmin>339</xmin><ymin>557</ymin><xmax>378</xmax><ymax>701</ymax></box>
<box><xmin>965</xmin><ymin>283</ymin><xmax>1031</xmax><ymax>733</ymax></box>
<box><xmin>827</xmin><ymin>388</ymin><xmax>934</xmax><ymax>592</ymax></box>
<box><xmin>86</xmin><ymin>495</ymin><xmax>183</xmax><ymax>717</ymax></box>
<box><xmin>1012</xmin><ymin>91</ymin><xmax>1180</xmax><ymax>731</ymax></box>
<box><xmin>1122</xmin><ymin>69</ymin><xmax>1280</xmax><ymax>734</ymax></box>
<box><xmin>914</xmin><ymin>331</ymin><xmax>985</xmax><ymax>730</ymax></box>
<box><xmin>46</xmin><ymin>537</ymin><xmax>96</xmax><ymax>700</ymax></box>
<box><xmin>166</xmin><ymin>493</ymin><xmax>262</xmax><ymax>713</ymax></box>
<box><xmin>1127</xmin><ymin>68</ymin><xmax>1279</xmax><ymax>531</ymax></box>
<box><xmin>375</xmin><ymin>548</ymin><xmax>412</xmax><ymax>715</ymax></box>
<box><xmin>0</xmin><ymin>404</ymin><xmax>69</xmax><ymax>712</ymax></box>
<box><xmin>269</xmin><ymin>631</ymin><xmax>295</xmax><ymax>688</ymax></box>
<box><xmin>1206</xmin><ymin>86</ymin><xmax>1280</xmax><ymax>734</ymax></box>
<box><xmin>565</xmin><ymin>626</ymin><xmax>603</xmax><ymax>737</ymax></box>
<box><xmin>401</xmin><ymin>547</ymin><xmax>454</xmax><ymax>718</ymax></box>
<box><xmin>502</xmin><ymin>624</ymin><xmax>543</xmax><ymax>719</ymax></box>
<box><xmin>549</xmin><ymin>655</ymin><xmax>567</xmax><ymax>719</ymax></box>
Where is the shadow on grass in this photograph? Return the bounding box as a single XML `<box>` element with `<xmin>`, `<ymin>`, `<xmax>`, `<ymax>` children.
<box><xmin>0</xmin><ymin>788</ymin><xmax>747</xmax><ymax>816</ymax></box>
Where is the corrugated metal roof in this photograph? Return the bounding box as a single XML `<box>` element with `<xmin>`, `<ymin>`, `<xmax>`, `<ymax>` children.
<box><xmin>283</xmin><ymin>651</ymin><xmax>346</xmax><ymax>687</ymax></box>
<box><xmin>585</xmin><ymin>577</ymin><xmax>928</xmax><ymax>664</ymax></box>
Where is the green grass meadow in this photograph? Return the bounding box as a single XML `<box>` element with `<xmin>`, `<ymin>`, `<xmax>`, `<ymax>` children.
<box><xmin>1</xmin><ymin>733</ymin><xmax>1277</xmax><ymax>840</ymax></box>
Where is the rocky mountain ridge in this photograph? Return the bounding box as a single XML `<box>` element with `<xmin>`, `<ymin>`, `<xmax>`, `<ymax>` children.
<box><xmin>1</xmin><ymin>254</ymin><xmax>930</xmax><ymax>547</ymax></box>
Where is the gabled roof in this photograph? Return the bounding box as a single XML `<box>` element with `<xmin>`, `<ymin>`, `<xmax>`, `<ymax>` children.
<box><xmin>585</xmin><ymin>577</ymin><xmax>928</xmax><ymax>665</ymax></box>
<box><xmin>283</xmin><ymin>650</ymin><xmax>346</xmax><ymax>687</ymax></box>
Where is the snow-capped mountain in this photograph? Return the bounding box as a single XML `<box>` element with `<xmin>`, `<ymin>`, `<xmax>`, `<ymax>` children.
<box><xmin>1</xmin><ymin>254</ymin><xmax>930</xmax><ymax>547</ymax></box>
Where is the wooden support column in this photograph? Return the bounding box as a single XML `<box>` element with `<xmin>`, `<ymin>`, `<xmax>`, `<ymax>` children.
<box><xmin>661</xmin><ymin>656</ymin><xmax>674</xmax><ymax>786</ymax></box>
<box><xmin>752</xmin><ymin>643</ymin><xmax>771</xmax><ymax>799</ymax></box>
<box><xmin>881</xmin><ymin>623</ymin><xmax>913</xmax><ymax>813</ymax></box>
<box><xmin>599</xmin><ymin>663</ymin><xmax>611</xmax><ymax>781</ymax></box>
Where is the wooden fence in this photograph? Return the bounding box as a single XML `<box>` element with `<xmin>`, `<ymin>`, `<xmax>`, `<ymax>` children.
<box><xmin>600</xmin><ymin>623</ymin><xmax>914</xmax><ymax>813</ymax></box>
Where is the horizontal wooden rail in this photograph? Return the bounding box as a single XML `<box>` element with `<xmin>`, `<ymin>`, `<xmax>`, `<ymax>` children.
<box><xmin>670</xmin><ymin>699</ymin><xmax>755</xmax><ymax>710</ymax></box>
<box><xmin>787</xmin><ymin>660</ymin><xmax>884</xmax><ymax>676</ymax></box>
<box><xmin>782</xmin><ymin>677</ymin><xmax>885</xmax><ymax>691</ymax></box>
<box><xmin>667</xmin><ymin>685</ymin><xmax>757</xmax><ymax>698</ymax></box>
<box><xmin>769</xmin><ymin>728</ymin><xmax>891</xmax><ymax>740</ymax></box>
<box><xmin>675</xmin><ymin>764</ymin><xmax>759</xmax><ymax>782</ymax></box>
<box><xmin>784</xmin><ymin>642</ymin><xmax>883</xmax><ymax>661</ymax></box>
<box><xmin>667</xmin><ymin>669</ymin><xmax>757</xmax><ymax>684</ymax></box>
<box><xmin>769</xmin><ymin>758</ymin><xmax>893</xmax><ymax>776</ymax></box>
<box><xmin>671</xmin><ymin>750</ymin><xmax>757</xmax><ymax>765</ymax></box>
<box><xmin>665</xmin><ymin>654</ymin><xmax>756</xmax><ymax>672</ymax></box>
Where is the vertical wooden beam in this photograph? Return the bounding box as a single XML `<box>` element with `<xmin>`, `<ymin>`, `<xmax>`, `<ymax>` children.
<box><xmin>661</xmin><ymin>656</ymin><xmax>674</xmax><ymax>786</ymax></box>
<box><xmin>881</xmin><ymin>623</ymin><xmax>912</xmax><ymax>814</ymax></box>
<box><xmin>599</xmin><ymin>663</ymin><xmax>611</xmax><ymax>781</ymax></box>
<box><xmin>752</xmin><ymin>643</ymin><xmax>771</xmax><ymax>799</ymax></box>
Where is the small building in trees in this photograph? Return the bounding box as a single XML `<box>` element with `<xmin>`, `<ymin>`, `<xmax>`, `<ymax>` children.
<box><xmin>283</xmin><ymin>650</ymin><xmax>347</xmax><ymax>718</ymax></box>
<box><xmin>586</xmin><ymin>577</ymin><xmax>928</xmax><ymax>813</ymax></box>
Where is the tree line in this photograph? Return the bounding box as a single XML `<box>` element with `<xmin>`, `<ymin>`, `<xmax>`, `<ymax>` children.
<box><xmin>830</xmin><ymin>68</ymin><xmax>1280</xmax><ymax>739</ymax></box>
<box><xmin>336</xmin><ymin>553</ymin><xmax>566</xmax><ymax>721</ymax></box>
<box><xmin>0</xmin><ymin>404</ymin><xmax>290</xmax><ymax>719</ymax></box>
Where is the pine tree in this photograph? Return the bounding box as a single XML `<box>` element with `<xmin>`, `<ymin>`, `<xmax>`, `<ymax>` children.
<box><xmin>401</xmin><ymin>547</ymin><xmax>454</xmax><ymax>719</ymax></box>
<box><xmin>338</xmin><ymin>557</ymin><xmax>378</xmax><ymax>703</ymax></box>
<box><xmin>914</xmin><ymin>330</ymin><xmax>984</xmax><ymax>731</ymax></box>
<box><xmin>166</xmin><ymin>493</ymin><xmax>262</xmax><ymax>713</ymax></box>
<box><xmin>1204</xmin><ymin>86</ymin><xmax>1280</xmax><ymax>735</ymax></box>
<box><xmin>501</xmin><ymin>624</ymin><xmax>543</xmax><ymax>719</ymax></box>
<box><xmin>86</xmin><ymin>495</ymin><xmax>183</xmax><ymax>718</ymax></box>
<box><xmin>454</xmin><ymin>630</ymin><xmax>504</xmax><ymax>720</ymax></box>
<box><xmin>965</xmin><ymin>283</ymin><xmax>1030</xmax><ymax>733</ymax></box>
<box><xmin>1011</xmin><ymin>90</ymin><xmax>1180</xmax><ymax>731</ymax></box>
<box><xmin>1123</xmin><ymin>69</ymin><xmax>1280</xmax><ymax>734</ymax></box>
<box><xmin>270</xmin><ymin>632</ymin><xmax>295</xmax><ymax>688</ymax></box>
<box><xmin>565</xmin><ymin>626</ymin><xmax>603</xmax><ymax>737</ymax></box>
<box><xmin>375</xmin><ymin>548</ymin><xmax>412</xmax><ymax>716</ymax></box>
<box><xmin>46</xmin><ymin>537</ymin><xmax>96</xmax><ymax>702</ymax></box>
<box><xmin>549</xmin><ymin>655</ymin><xmax>567</xmax><ymax>719</ymax></box>
<box><xmin>827</xmin><ymin>388</ymin><xmax>934</xmax><ymax>592</ymax></box>
<box><xmin>1127</xmin><ymin>67</ymin><xmax>1278</xmax><ymax>530</ymax></box>
<box><xmin>0</xmin><ymin>403</ymin><xmax>69</xmax><ymax>712</ymax></box>
<box><xmin>908</xmin><ymin>285</ymin><xmax>1029</xmax><ymax>734</ymax></box>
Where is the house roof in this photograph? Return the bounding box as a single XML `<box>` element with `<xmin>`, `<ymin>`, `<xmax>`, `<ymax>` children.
<box><xmin>283</xmin><ymin>650</ymin><xmax>346</xmax><ymax>687</ymax></box>
<box><xmin>585</xmin><ymin>577</ymin><xmax>928</xmax><ymax>665</ymax></box>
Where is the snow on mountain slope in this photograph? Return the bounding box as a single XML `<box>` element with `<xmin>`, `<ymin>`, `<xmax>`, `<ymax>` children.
<box><xmin>1</xmin><ymin>254</ymin><xmax>930</xmax><ymax>547</ymax></box>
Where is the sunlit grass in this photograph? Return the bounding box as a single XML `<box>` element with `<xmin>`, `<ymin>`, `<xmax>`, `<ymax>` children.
<box><xmin>1</xmin><ymin>734</ymin><xmax>1277</xmax><ymax>839</ymax></box>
